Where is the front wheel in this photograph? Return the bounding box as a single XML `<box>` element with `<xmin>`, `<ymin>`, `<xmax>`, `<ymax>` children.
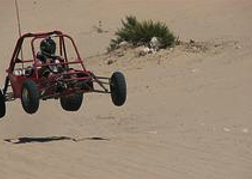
<box><xmin>110</xmin><ymin>71</ymin><xmax>127</xmax><ymax>106</ymax></box>
<box><xmin>0</xmin><ymin>90</ymin><xmax>6</xmax><ymax>118</ymax></box>
<box><xmin>21</xmin><ymin>80</ymin><xmax>40</xmax><ymax>114</ymax></box>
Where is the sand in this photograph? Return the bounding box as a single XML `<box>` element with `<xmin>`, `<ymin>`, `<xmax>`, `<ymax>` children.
<box><xmin>0</xmin><ymin>0</ymin><xmax>252</xmax><ymax>178</ymax></box>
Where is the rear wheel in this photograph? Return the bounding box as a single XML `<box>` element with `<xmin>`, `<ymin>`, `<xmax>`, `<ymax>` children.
<box><xmin>60</xmin><ymin>93</ymin><xmax>83</xmax><ymax>111</ymax></box>
<box><xmin>21</xmin><ymin>80</ymin><xmax>39</xmax><ymax>114</ymax></box>
<box><xmin>0</xmin><ymin>90</ymin><xmax>6</xmax><ymax>118</ymax></box>
<box><xmin>110</xmin><ymin>71</ymin><xmax>127</xmax><ymax>106</ymax></box>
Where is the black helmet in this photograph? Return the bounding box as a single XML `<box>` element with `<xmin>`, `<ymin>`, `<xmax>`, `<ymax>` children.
<box><xmin>40</xmin><ymin>37</ymin><xmax>56</xmax><ymax>57</ymax></box>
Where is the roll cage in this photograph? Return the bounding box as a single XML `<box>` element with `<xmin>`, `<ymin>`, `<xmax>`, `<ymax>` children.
<box><xmin>7</xmin><ymin>30</ymin><xmax>87</xmax><ymax>74</ymax></box>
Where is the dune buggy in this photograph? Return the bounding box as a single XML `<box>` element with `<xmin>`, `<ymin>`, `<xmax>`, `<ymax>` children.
<box><xmin>0</xmin><ymin>31</ymin><xmax>126</xmax><ymax>118</ymax></box>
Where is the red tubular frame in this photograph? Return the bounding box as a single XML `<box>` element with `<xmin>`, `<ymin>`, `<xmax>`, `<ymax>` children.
<box><xmin>3</xmin><ymin>30</ymin><xmax>110</xmax><ymax>101</ymax></box>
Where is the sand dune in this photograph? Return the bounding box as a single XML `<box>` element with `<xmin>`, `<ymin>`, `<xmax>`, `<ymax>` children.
<box><xmin>0</xmin><ymin>0</ymin><xmax>252</xmax><ymax>178</ymax></box>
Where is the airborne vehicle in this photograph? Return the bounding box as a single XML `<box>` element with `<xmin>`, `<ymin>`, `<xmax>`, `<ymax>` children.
<box><xmin>0</xmin><ymin>31</ymin><xmax>127</xmax><ymax>118</ymax></box>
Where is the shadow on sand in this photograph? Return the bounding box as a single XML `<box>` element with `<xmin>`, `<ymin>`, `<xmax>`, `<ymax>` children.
<box><xmin>4</xmin><ymin>136</ymin><xmax>109</xmax><ymax>144</ymax></box>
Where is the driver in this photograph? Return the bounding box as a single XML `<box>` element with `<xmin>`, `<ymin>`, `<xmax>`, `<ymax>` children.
<box><xmin>37</xmin><ymin>37</ymin><xmax>63</xmax><ymax>76</ymax></box>
<box><xmin>37</xmin><ymin>37</ymin><xmax>57</xmax><ymax>63</ymax></box>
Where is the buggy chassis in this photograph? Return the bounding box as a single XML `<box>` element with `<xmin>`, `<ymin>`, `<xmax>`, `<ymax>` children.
<box><xmin>0</xmin><ymin>31</ymin><xmax>127</xmax><ymax>117</ymax></box>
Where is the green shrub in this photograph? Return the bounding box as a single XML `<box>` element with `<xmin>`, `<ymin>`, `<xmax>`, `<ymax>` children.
<box><xmin>108</xmin><ymin>16</ymin><xmax>175</xmax><ymax>51</ymax></box>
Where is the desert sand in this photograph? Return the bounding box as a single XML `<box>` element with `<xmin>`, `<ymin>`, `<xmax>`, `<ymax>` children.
<box><xmin>0</xmin><ymin>0</ymin><xmax>252</xmax><ymax>178</ymax></box>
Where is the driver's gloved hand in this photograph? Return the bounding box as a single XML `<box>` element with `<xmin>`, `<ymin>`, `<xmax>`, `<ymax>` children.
<box><xmin>49</xmin><ymin>65</ymin><xmax>58</xmax><ymax>73</ymax></box>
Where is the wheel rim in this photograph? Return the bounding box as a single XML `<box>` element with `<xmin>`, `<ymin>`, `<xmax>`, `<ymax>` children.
<box><xmin>22</xmin><ymin>88</ymin><xmax>30</xmax><ymax>107</ymax></box>
<box><xmin>110</xmin><ymin>83</ymin><xmax>115</xmax><ymax>93</ymax></box>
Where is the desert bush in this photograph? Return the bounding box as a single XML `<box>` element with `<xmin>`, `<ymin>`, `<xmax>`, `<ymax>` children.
<box><xmin>108</xmin><ymin>16</ymin><xmax>175</xmax><ymax>51</ymax></box>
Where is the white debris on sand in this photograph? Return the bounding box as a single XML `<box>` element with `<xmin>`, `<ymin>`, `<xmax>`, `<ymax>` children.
<box><xmin>241</xmin><ymin>128</ymin><xmax>249</xmax><ymax>133</ymax></box>
<box><xmin>149</xmin><ymin>36</ymin><xmax>162</xmax><ymax>51</ymax></box>
<box><xmin>222</xmin><ymin>127</ymin><xmax>231</xmax><ymax>132</ymax></box>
